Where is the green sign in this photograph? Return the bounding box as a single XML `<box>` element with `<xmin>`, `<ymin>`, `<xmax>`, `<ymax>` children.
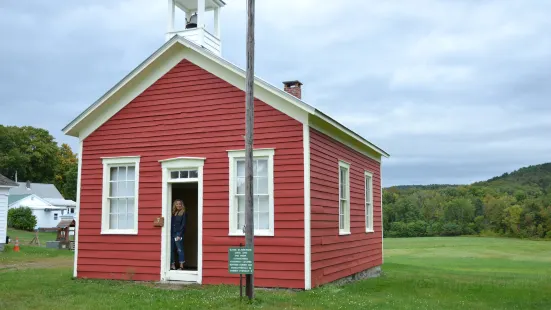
<box><xmin>228</xmin><ymin>247</ymin><xmax>254</xmax><ymax>274</ymax></box>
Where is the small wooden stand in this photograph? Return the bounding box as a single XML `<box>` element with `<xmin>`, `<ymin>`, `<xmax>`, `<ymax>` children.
<box><xmin>29</xmin><ymin>229</ymin><xmax>40</xmax><ymax>246</ymax></box>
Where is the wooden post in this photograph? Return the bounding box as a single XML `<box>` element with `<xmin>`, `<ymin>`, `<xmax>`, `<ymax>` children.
<box><xmin>244</xmin><ymin>0</ymin><xmax>256</xmax><ymax>301</ymax></box>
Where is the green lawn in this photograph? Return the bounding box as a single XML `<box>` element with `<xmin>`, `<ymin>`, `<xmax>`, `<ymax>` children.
<box><xmin>1</xmin><ymin>237</ymin><xmax>550</xmax><ymax>309</ymax></box>
<box><xmin>6</xmin><ymin>228</ymin><xmax>59</xmax><ymax>245</ymax></box>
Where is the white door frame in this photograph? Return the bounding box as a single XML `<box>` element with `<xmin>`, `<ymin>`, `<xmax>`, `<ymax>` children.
<box><xmin>159</xmin><ymin>157</ymin><xmax>205</xmax><ymax>283</ymax></box>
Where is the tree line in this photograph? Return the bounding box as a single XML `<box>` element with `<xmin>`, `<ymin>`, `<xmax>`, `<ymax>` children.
<box><xmin>0</xmin><ymin>125</ymin><xmax>77</xmax><ymax>200</ymax></box>
<box><xmin>383</xmin><ymin>163</ymin><xmax>551</xmax><ymax>239</ymax></box>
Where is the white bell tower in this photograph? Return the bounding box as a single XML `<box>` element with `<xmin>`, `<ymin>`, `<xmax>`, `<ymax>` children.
<box><xmin>166</xmin><ymin>0</ymin><xmax>225</xmax><ymax>56</ymax></box>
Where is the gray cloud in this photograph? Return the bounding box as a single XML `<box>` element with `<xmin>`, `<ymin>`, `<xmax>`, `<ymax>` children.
<box><xmin>1</xmin><ymin>0</ymin><xmax>550</xmax><ymax>187</ymax></box>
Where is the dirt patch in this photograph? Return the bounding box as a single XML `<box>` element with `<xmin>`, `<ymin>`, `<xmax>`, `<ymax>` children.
<box><xmin>0</xmin><ymin>256</ymin><xmax>73</xmax><ymax>272</ymax></box>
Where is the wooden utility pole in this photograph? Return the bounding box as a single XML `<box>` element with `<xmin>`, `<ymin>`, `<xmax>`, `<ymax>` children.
<box><xmin>244</xmin><ymin>0</ymin><xmax>256</xmax><ymax>301</ymax></box>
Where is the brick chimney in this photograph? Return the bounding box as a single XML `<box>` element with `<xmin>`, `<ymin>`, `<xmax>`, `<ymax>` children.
<box><xmin>283</xmin><ymin>80</ymin><xmax>303</xmax><ymax>99</ymax></box>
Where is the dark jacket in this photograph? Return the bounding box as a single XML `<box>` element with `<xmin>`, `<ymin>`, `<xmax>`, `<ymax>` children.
<box><xmin>171</xmin><ymin>212</ymin><xmax>187</xmax><ymax>238</ymax></box>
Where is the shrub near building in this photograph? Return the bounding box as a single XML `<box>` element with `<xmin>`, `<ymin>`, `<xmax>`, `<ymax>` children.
<box><xmin>8</xmin><ymin>207</ymin><xmax>37</xmax><ymax>231</ymax></box>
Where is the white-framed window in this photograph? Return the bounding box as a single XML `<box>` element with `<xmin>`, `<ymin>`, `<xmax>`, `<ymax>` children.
<box><xmin>170</xmin><ymin>169</ymin><xmax>199</xmax><ymax>180</ymax></box>
<box><xmin>228</xmin><ymin>149</ymin><xmax>275</xmax><ymax>236</ymax></box>
<box><xmin>339</xmin><ymin>160</ymin><xmax>351</xmax><ymax>235</ymax></box>
<box><xmin>101</xmin><ymin>156</ymin><xmax>140</xmax><ymax>235</ymax></box>
<box><xmin>365</xmin><ymin>171</ymin><xmax>374</xmax><ymax>232</ymax></box>
<box><xmin>54</xmin><ymin>213</ymin><xmax>58</xmax><ymax>221</ymax></box>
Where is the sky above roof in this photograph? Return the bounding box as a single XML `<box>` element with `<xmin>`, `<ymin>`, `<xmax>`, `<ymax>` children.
<box><xmin>1</xmin><ymin>0</ymin><xmax>550</xmax><ymax>187</ymax></box>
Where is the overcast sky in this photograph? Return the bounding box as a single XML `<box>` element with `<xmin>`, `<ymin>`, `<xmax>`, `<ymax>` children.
<box><xmin>1</xmin><ymin>0</ymin><xmax>550</xmax><ymax>186</ymax></box>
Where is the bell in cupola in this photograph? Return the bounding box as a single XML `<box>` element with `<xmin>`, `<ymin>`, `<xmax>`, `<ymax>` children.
<box><xmin>186</xmin><ymin>13</ymin><xmax>198</xmax><ymax>29</ymax></box>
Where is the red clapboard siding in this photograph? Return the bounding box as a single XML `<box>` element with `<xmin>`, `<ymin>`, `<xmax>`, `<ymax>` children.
<box><xmin>77</xmin><ymin>59</ymin><xmax>304</xmax><ymax>289</ymax></box>
<box><xmin>309</xmin><ymin>128</ymin><xmax>382</xmax><ymax>288</ymax></box>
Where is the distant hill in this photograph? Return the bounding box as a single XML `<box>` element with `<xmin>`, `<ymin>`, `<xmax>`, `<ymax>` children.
<box><xmin>475</xmin><ymin>163</ymin><xmax>551</xmax><ymax>194</ymax></box>
<box><xmin>382</xmin><ymin>162</ymin><xmax>551</xmax><ymax>240</ymax></box>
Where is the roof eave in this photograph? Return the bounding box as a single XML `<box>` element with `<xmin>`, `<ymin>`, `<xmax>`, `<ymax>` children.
<box><xmin>313</xmin><ymin>110</ymin><xmax>390</xmax><ymax>158</ymax></box>
<box><xmin>62</xmin><ymin>36</ymin><xmax>182</xmax><ymax>137</ymax></box>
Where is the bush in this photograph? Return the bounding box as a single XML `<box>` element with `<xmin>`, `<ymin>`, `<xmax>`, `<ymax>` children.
<box><xmin>441</xmin><ymin>222</ymin><xmax>463</xmax><ymax>236</ymax></box>
<box><xmin>388</xmin><ymin>222</ymin><xmax>408</xmax><ymax>237</ymax></box>
<box><xmin>407</xmin><ymin>221</ymin><xmax>428</xmax><ymax>237</ymax></box>
<box><xmin>7</xmin><ymin>207</ymin><xmax>37</xmax><ymax>231</ymax></box>
<box><xmin>426</xmin><ymin>222</ymin><xmax>443</xmax><ymax>236</ymax></box>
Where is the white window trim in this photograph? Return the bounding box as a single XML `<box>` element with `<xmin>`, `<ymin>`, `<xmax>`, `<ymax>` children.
<box><xmin>365</xmin><ymin>171</ymin><xmax>374</xmax><ymax>233</ymax></box>
<box><xmin>339</xmin><ymin>160</ymin><xmax>351</xmax><ymax>235</ymax></box>
<box><xmin>227</xmin><ymin>148</ymin><xmax>275</xmax><ymax>237</ymax></box>
<box><xmin>101</xmin><ymin>156</ymin><xmax>140</xmax><ymax>235</ymax></box>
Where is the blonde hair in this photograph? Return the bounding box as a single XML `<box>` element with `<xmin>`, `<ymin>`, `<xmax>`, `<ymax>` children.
<box><xmin>172</xmin><ymin>199</ymin><xmax>186</xmax><ymax>216</ymax></box>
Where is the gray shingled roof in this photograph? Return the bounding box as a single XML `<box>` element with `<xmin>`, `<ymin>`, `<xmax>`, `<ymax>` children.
<box><xmin>8</xmin><ymin>182</ymin><xmax>64</xmax><ymax>199</ymax></box>
<box><xmin>0</xmin><ymin>174</ymin><xmax>19</xmax><ymax>187</ymax></box>
<box><xmin>8</xmin><ymin>194</ymin><xmax>31</xmax><ymax>205</ymax></box>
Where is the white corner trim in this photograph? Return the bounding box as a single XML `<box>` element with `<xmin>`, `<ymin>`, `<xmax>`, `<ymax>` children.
<box><xmin>73</xmin><ymin>140</ymin><xmax>83</xmax><ymax>278</ymax></box>
<box><xmin>303</xmin><ymin>123</ymin><xmax>312</xmax><ymax>290</ymax></box>
<box><xmin>227</xmin><ymin>148</ymin><xmax>275</xmax><ymax>237</ymax></box>
<box><xmin>338</xmin><ymin>160</ymin><xmax>351</xmax><ymax>235</ymax></box>
<box><xmin>100</xmin><ymin>156</ymin><xmax>140</xmax><ymax>235</ymax></box>
<box><xmin>365</xmin><ymin>171</ymin><xmax>374</xmax><ymax>233</ymax></box>
<box><xmin>381</xmin><ymin>166</ymin><xmax>384</xmax><ymax>264</ymax></box>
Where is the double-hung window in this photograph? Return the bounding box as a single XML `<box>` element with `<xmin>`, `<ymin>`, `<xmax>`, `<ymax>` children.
<box><xmin>101</xmin><ymin>156</ymin><xmax>140</xmax><ymax>234</ymax></box>
<box><xmin>228</xmin><ymin>149</ymin><xmax>274</xmax><ymax>236</ymax></box>
<box><xmin>339</xmin><ymin>161</ymin><xmax>351</xmax><ymax>234</ymax></box>
<box><xmin>365</xmin><ymin>171</ymin><xmax>374</xmax><ymax>232</ymax></box>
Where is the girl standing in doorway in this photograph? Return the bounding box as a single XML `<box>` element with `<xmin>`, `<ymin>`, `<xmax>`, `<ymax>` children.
<box><xmin>171</xmin><ymin>199</ymin><xmax>187</xmax><ymax>270</ymax></box>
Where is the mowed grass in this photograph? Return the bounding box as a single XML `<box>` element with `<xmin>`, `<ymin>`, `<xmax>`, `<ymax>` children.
<box><xmin>1</xmin><ymin>237</ymin><xmax>550</xmax><ymax>309</ymax></box>
<box><xmin>6</xmin><ymin>228</ymin><xmax>59</xmax><ymax>245</ymax></box>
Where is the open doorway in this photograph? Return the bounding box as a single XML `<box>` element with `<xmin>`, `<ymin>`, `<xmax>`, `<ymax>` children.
<box><xmin>170</xmin><ymin>182</ymin><xmax>198</xmax><ymax>271</ymax></box>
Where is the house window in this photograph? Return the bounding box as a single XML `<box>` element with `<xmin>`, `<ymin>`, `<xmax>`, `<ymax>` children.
<box><xmin>228</xmin><ymin>149</ymin><xmax>274</xmax><ymax>236</ymax></box>
<box><xmin>101</xmin><ymin>156</ymin><xmax>140</xmax><ymax>234</ymax></box>
<box><xmin>365</xmin><ymin>171</ymin><xmax>374</xmax><ymax>232</ymax></box>
<box><xmin>70</xmin><ymin>208</ymin><xmax>75</xmax><ymax>214</ymax></box>
<box><xmin>339</xmin><ymin>161</ymin><xmax>350</xmax><ymax>235</ymax></box>
<box><xmin>170</xmin><ymin>169</ymin><xmax>198</xmax><ymax>180</ymax></box>
<box><xmin>54</xmin><ymin>213</ymin><xmax>58</xmax><ymax>221</ymax></box>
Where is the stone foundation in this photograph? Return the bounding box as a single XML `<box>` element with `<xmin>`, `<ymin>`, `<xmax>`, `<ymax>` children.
<box><xmin>0</xmin><ymin>244</ymin><xmax>4</xmax><ymax>252</ymax></box>
<box><xmin>329</xmin><ymin>265</ymin><xmax>382</xmax><ymax>286</ymax></box>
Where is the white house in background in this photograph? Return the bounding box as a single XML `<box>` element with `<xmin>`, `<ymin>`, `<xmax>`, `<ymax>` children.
<box><xmin>0</xmin><ymin>174</ymin><xmax>19</xmax><ymax>251</ymax></box>
<box><xmin>8</xmin><ymin>181</ymin><xmax>77</xmax><ymax>230</ymax></box>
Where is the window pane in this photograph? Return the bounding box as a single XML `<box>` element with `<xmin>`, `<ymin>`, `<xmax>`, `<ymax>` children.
<box><xmin>109</xmin><ymin>199</ymin><xmax>119</xmax><ymax>214</ymax></box>
<box><xmin>237</xmin><ymin>161</ymin><xmax>245</xmax><ymax>177</ymax></box>
<box><xmin>121</xmin><ymin>181</ymin><xmax>134</xmax><ymax>196</ymax></box>
<box><xmin>110</xmin><ymin>181</ymin><xmax>118</xmax><ymax>197</ymax></box>
<box><xmin>118</xmin><ymin>213</ymin><xmax>127</xmax><ymax>229</ymax></box>
<box><xmin>256</xmin><ymin>159</ymin><xmax>268</xmax><ymax>177</ymax></box>
<box><xmin>256</xmin><ymin>176</ymin><xmax>268</xmax><ymax>195</ymax></box>
<box><xmin>127</xmin><ymin>166</ymin><xmax>135</xmax><ymax>181</ymax></box>
<box><xmin>237</xmin><ymin>195</ymin><xmax>245</xmax><ymax>213</ymax></box>
<box><xmin>339</xmin><ymin>214</ymin><xmax>344</xmax><ymax>229</ymax></box>
<box><xmin>189</xmin><ymin>170</ymin><xmax>198</xmax><ymax>178</ymax></box>
<box><xmin>180</xmin><ymin>170</ymin><xmax>189</xmax><ymax>178</ymax></box>
<box><xmin>257</xmin><ymin>195</ymin><xmax>269</xmax><ymax>213</ymax></box>
<box><xmin>120</xmin><ymin>198</ymin><xmax>128</xmax><ymax>214</ymax></box>
<box><xmin>236</xmin><ymin>177</ymin><xmax>245</xmax><ymax>194</ymax></box>
<box><xmin>110</xmin><ymin>167</ymin><xmax>118</xmax><ymax>181</ymax></box>
<box><xmin>171</xmin><ymin>171</ymin><xmax>179</xmax><ymax>179</ymax></box>
<box><xmin>258</xmin><ymin>212</ymin><xmax>269</xmax><ymax>229</ymax></box>
<box><xmin>117</xmin><ymin>166</ymin><xmax>127</xmax><ymax>181</ymax></box>
<box><xmin>127</xmin><ymin>213</ymin><xmax>134</xmax><ymax>230</ymax></box>
<box><xmin>127</xmin><ymin>198</ymin><xmax>135</xmax><ymax>210</ymax></box>
<box><xmin>110</xmin><ymin>214</ymin><xmax>118</xmax><ymax>229</ymax></box>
